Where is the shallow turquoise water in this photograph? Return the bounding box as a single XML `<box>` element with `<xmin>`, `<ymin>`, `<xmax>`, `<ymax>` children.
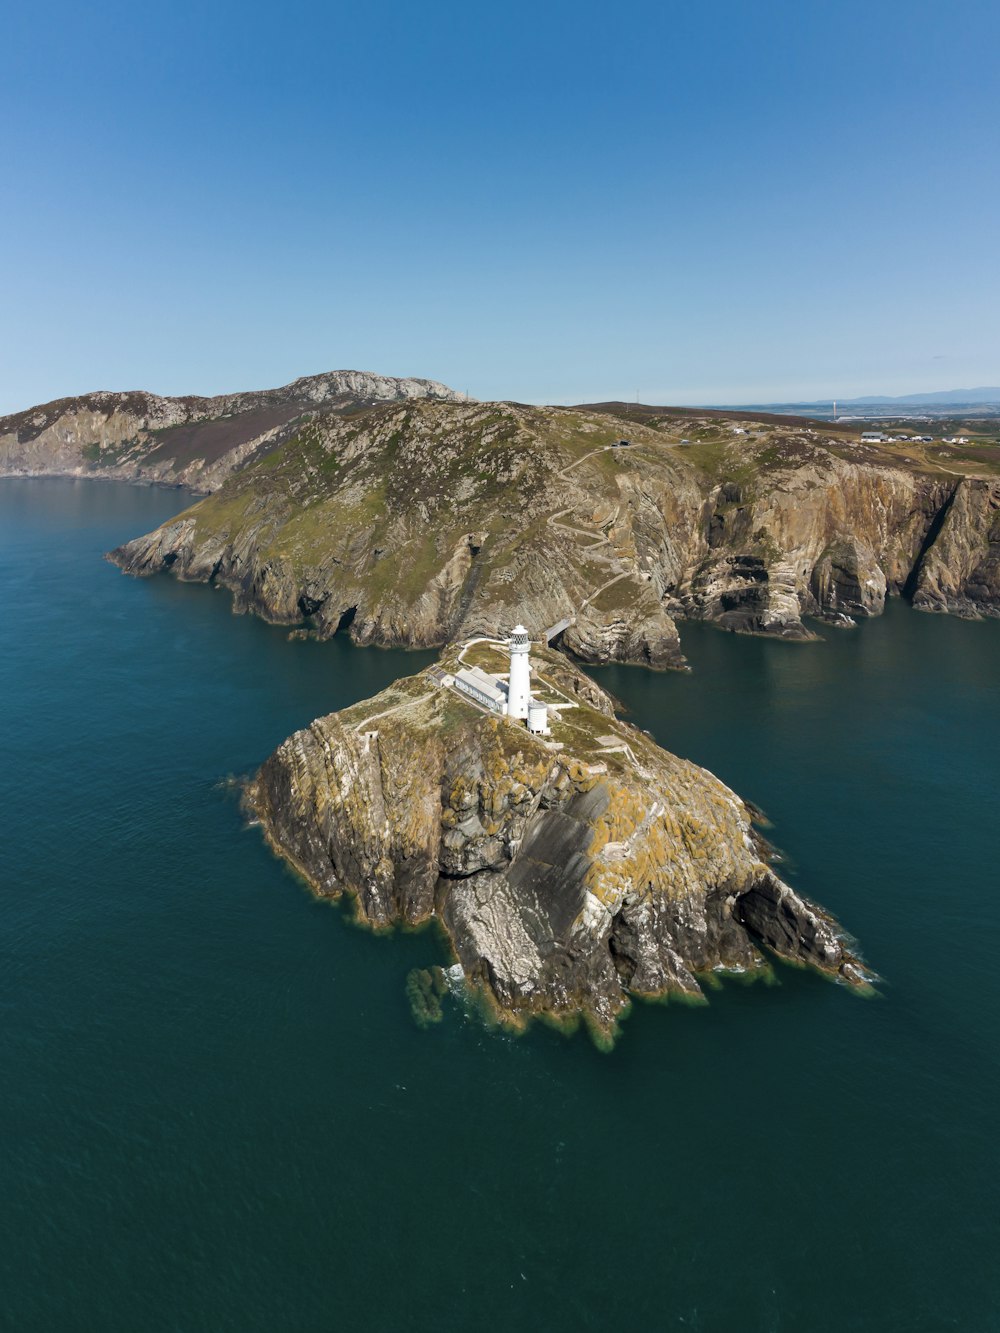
<box><xmin>2</xmin><ymin>478</ymin><xmax>998</xmax><ymax>1332</ymax></box>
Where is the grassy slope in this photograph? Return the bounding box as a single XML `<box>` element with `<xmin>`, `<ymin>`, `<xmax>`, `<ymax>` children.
<box><xmin>176</xmin><ymin>403</ymin><xmax>670</xmax><ymax>602</ymax></box>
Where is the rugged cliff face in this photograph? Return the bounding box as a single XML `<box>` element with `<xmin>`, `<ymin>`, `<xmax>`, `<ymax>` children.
<box><xmin>909</xmin><ymin>478</ymin><xmax>1000</xmax><ymax>616</ymax></box>
<box><xmin>111</xmin><ymin>399</ymin><xmax>1000</xmax><ymax>665</ymax></box>
<box><xmin>248</xmin><ymin>647</ymin><xmax>867</xmax><ymax>1040</ymax></box>
<box><xmin>0</xmin><ymin>370</ymin><xmax>467</xmax><ymax>492</ymax></box>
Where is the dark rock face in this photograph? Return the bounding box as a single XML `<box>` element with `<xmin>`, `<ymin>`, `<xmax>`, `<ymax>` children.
<box><xmin>735</xmin><ymin>876</ymin><xmax>844</xmax><ymax>973</ymax></box>
<box><xmin>609</xmin><ymin>883</ymin><xmax>760</xmax><ymax>997</ymax></box>
<box><xmin>685</xmin><ymin>554</ymin><xmax>814</xmax><ymax>640</ymax></box>
<box><xmin>706</xmin><ymin>483</ymin><xmax>754</xmax><ymax>549</ymax></box>
<box><xmin>248</xmin><ymin>660</ymin><xmax>870</xmax><ymax>1041</ymax></box>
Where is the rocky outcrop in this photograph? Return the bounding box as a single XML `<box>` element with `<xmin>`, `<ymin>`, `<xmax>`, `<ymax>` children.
<box><xmin>247</xmin><ymin>650</ymin><xmax>868</xmax><ymax>1042</ymax></box>
<box><xmin>909</xmin><ymin>479</ymin><xmax>1000</xmax><ymax>617</ymax></box>
<box><xmin>809</xmin><ymin>538</ymin><xmax>887</xmax><ymax>619</ymax></box>
<box><xmin>561</xmin><ymin>599</ymin><xmax>685</xmax><ymax>669</ymax></box>
<box><xmin>0</xmin><ymin>370</ymin><xmax>468</xmax><ymax>492</ymax></box>
<box><xmin>110</xmin><ymin>400</ymin><xmax>1000</xmax><ymax>664</ymax></box>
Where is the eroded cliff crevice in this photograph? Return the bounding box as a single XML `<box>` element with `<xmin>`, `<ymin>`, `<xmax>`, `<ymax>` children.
<box><xmin>909</xmin><ymin>479</ymin><xmax>1000</xmax><ymax>617</ymax></box>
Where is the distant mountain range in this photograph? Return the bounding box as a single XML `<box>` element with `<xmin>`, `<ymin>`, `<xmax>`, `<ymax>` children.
<box><xmin>727</xmin><ymin>389</ymin><xmax>1000</xmax><ymax>419</ymax></box>
<box><xmin>829</xmin><ymin>389</ymin><xmax>1000</xmax><ymax>406</ymax></box>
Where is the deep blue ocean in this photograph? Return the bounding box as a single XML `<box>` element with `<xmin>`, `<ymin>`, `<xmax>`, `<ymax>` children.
<box><xmin>2</xmin><ymin>478</ymin><xmax>998</xmax><ymax>1332</ymax></box>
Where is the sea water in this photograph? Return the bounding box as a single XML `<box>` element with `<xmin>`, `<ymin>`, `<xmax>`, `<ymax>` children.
<box><xmin>2</xmin><ymin>478</ymin><xmax>998</xmax><ymax>1331</ymax></box>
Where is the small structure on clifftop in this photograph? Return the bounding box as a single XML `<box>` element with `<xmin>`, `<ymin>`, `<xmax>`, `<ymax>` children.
<box><xmin>527</xmin><ymin>698</ymin><xmax>549</xmax><ymax>735</ymax></box>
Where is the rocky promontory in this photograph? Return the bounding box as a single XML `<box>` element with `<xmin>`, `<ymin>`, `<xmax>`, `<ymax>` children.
<box><xmin>110</xmin><ymin>398</ymin><xmax>1000</xmax><ymax>667</ymax></box>
<box><xmin>247</xmin><ymin>642</ymin><xmax>868</xmax><ymax>1042</ymax></box>
<box><xmin>0</xmin><ymin>369</ymin><xmax>468</xmax><ymax>492</ymax></box>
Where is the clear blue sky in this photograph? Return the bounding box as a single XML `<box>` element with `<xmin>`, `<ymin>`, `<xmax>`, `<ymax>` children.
<box><xmin>1</xmin><ymin>0</ymin><xmax>997</xmax><ymax>412</ymax></box>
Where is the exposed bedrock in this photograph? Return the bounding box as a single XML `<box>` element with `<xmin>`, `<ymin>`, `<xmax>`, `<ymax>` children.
<box><xmin>248</xmin><ymin>657</ymin><xmax>869</xmax><ymax>1040</ymax></box>
<box><xmin>108</xmin><ymin>402</ymin><xmax>1000</xmax><ymax>665</ymax></box>
<box><xmin>809</xmin><ymin>538</ymin><xmax>887</xmax><ymax>620</ymax></box>
<box><xmin>561</xmin><ymin>601</ymin><xmax>685</xmax><ymax>669</ymax></box>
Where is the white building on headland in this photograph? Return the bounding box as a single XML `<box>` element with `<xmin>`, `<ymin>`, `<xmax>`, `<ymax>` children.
<box><xmin>451</xmin><ymin>624</ymin><xmax>549</xmax><ymax>734</ymax></box>
<box><xmin>527</xmin><ymin>699</ymin><xmax>549</xmax><ymax>734</ymax></box>
<box><xmin>454</xmin><ymin>664</ymin><xmax>508</xmax><ymax>713</ymax></box>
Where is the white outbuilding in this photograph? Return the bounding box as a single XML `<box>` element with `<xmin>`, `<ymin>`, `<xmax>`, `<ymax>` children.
<box><xmin>454</xmin><ymin>665</ymin><xmax>508</xmax><ymax>714</ymax></box>
<box><xmin>450</xmin><ymin>623</ymin><xmax>552</xmax><ymax>736</ymax></box>
<box><xmin>527</xmin><ymin>699</ymin><xmax>550</xmax><ymax>735</ymax></box>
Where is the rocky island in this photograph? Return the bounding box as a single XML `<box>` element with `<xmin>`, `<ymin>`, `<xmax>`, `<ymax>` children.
<box><xmin>248</xmin><ymin>636</ymin><xmax>868</xmax><ymax>1043</ymax></box>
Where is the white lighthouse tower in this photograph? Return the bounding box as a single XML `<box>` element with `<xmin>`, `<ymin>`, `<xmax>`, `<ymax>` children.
<box><xmin>507</xmin><ymin>624</ymin><xmax>532</xmax><ymax>720</ymax></box>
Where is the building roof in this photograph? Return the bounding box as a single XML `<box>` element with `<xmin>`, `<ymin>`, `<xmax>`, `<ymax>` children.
<box><xmin>455</xmin><ymin>666</ymin><xmax>508</xmax><ymax>707</ymax></box>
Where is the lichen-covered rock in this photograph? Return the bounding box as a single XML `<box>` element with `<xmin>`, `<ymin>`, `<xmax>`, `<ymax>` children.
<box><xmin>247</xmin><ymin>651</ymin><xmax>868</xmax><ymax>1041</ymax></box>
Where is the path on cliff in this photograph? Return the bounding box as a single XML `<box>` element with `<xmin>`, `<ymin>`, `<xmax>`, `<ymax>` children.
<box><xmin>547</xmin><ymin>508</ymin><xmax>611</xmax><ymax>549</ymax></box>
<box><xmin>556</xmin><ymin>443</ymin><xmax>615</xmax><ymax>479</ymax></box>
<box><xmin>352</xmin><ymin>690</ymin><xmax>435</xmax><ymax>732</ymax></box>
<box><xmin>547</xmin><ymin>504</ymin><xmax>625</xmax><ymax>565</ymax></box>
<box><xmin>598</xmin><ymin>797</ymin><xmax>664</xmax><ymax>861</ymax></box>
<box><xmin>579</xmin><ymin>569</ymin><xmax>632</xmax><ymax>610</ymax></box>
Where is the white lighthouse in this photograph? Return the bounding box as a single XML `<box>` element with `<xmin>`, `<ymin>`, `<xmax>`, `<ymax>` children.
<box><xmin>507</xmin><ymin>624</ymin><xmax>532</xmax><ymax>720</ymax></box>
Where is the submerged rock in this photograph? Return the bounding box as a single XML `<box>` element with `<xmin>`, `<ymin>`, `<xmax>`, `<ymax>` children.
<box><xmin>405</xmin><ymin>967</ymin><xmax>448</xmax><ymax>1027</ymax></box>
<box><xmin>247</xmin><ymin>644</ymin><xmax>869</xmax><ymax>1042</ymax></box>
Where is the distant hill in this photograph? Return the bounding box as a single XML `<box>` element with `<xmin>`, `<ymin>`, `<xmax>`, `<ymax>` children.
<box><xmin>0</xmin><ymin>370</ymin><xmax>469</xmax><ymax>490</ymax></box>
<box><xmin>575</xmin><ymin>400</ymin><xmax>839</xmax><ymax>430</ymax></box>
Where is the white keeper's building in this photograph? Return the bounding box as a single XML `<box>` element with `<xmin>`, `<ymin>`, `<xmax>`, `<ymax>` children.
<box><xmin>453</xmin><ymin>664</ymin><xmax>508</xmax><ymax>713</ymax></box>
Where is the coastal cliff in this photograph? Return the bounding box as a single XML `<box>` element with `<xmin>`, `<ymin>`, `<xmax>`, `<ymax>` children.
<box><xmin>0</xmin><ymin>370</ymin><xmax>467</xmax><ymax>492</ymax></box>
<box><xmin>247</xmin><ymin>644</ymin><xmax>867</xmax><ymax>1041</ymax></box>
<box><xmin>111</xmin><ymin>399</ymin><xmax>1000</xmax><ymax>665</ymax></box>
